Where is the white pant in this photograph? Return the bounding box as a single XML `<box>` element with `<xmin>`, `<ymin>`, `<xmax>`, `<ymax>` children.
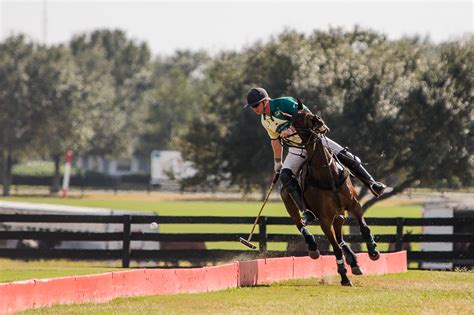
<box><xmin>282</xmin><ymin>137</ymin><xmax>344</xmax><ymax>175</ymax></box>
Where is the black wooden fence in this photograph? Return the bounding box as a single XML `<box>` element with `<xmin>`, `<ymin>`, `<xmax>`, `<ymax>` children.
<box><xmin>0</xmin><ymin>214</ymin><xmax>473</xmax><ymax>268</ymax></box>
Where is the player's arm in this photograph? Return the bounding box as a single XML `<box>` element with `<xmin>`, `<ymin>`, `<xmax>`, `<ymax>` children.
<box><xmin>271</xmin><ymin>139</ymin><xmax>283</xmax><ymax>172</ymax></box>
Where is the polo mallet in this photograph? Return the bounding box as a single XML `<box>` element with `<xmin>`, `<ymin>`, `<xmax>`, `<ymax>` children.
<box><xmin>239</xmin><ymin>173</ymin><xmax>279</xmax><ymax>249</ymax></box>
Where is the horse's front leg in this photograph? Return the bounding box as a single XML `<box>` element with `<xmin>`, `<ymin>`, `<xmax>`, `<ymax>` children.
<box><xmin>333</xmin><ymin>215</ymin><xmax>362</xmax><ymax>275</ymax></box>
<box><xmin>350</xmin><ymin>201</ymin><xmax>380</xmax><ymax>260</ymax></box>
<box><xmin>281</xmin><ymin>187</ymin><xmax>320</xmax><ymax>259</ymax></box>
<box><xmin>320</xmin><ymin>217</ymin><xmax>352</xmax><ymax>286</ymax></box>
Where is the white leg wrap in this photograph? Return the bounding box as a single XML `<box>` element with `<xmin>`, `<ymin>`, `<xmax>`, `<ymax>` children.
<box><xmin>336</xmin><ymin>259</ymin><xmax>344</xmax><ymax>264</ymax></box>
<box><xmin>339</xmin><ymin>241</ymin><xmax>346</xmax><ymax>247</ymax></box>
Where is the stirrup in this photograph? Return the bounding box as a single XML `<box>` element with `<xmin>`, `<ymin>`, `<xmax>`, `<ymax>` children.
<box><xmin>302</xmin><ymin>209</ymin><xmax>317</xmax><ymax>226</ymax></box>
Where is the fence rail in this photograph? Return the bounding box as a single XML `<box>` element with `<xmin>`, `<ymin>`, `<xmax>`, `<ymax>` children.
<box><xmin>0</xmin><ymin>214</ymin><xmax>472</xmax><ymax>268</ymax></box>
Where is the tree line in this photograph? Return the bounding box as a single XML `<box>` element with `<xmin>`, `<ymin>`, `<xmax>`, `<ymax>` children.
<box><xmin>0</xmin><ymin>28</ymin><xmax>472</xmax><ymax>210</ymax></box>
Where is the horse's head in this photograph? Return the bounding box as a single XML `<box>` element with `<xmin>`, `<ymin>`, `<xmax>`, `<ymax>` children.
<box><xmin>291</xmin><ymin>111</ymin><xmax>328</xmax><ymax>141</ymax></box>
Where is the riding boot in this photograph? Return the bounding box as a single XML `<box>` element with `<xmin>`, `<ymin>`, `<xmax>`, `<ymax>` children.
<box><xmin>280</xmin><ymin>169</ymin><xmax>317</xmax><ymax>226</ymax></box>
<box><xmin>337</xmin><ymin>149</ymin><xmax>386</xmax><ymax>197</ymax></box>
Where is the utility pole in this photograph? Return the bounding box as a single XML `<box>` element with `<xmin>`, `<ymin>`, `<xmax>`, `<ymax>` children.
<box><xmin>42</xmin><ymin>0</ymin><xmax>48</xmax><ymax>44</ymax></box>
<box><xmin>0</xmin><ymin>0</ymin><xmax>4</xmax><ymax>41</ymax></box>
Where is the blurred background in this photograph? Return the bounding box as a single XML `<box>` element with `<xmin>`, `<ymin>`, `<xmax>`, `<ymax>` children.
<box><xmin>0</xmin><ymin>0</ymin><xmax>472</xmax><ymax>271</ymax></box>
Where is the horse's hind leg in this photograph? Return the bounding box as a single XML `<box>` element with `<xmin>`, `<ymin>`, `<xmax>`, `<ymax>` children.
<box><xmin>320</xmin><ymin>218</ymin><xmax>352</xmax><ymax>286</ymax></box>
<box><xmin>333</xmin><ymin>215</ymin><xmax>362</xmax><ymax>275</ymax></box>
<box><xmin>281</xmin><ymin>187</ymin><xmax>320</xmax><ymax>259</ymax></box>
<box><xmin>351</xmin><ymin>201</ymin><xmax>380</xmax><ymax>260</ymax></box>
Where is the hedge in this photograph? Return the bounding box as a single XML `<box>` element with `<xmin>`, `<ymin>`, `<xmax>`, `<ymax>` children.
<box><xmin>11</xmin><ymin>172</ymin><xmax>150</xmax><ymax>187</ymax></box>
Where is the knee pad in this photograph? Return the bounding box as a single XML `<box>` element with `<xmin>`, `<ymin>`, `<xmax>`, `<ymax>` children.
<box><xmin>280</xmin><ymin>168</ymin><xmax>299</xmax><ymax>192</ymax></box>
<box><xmin>279</xmin><ymin>169</ymin><xmax>294</xmax><ymax>186</ymax></box>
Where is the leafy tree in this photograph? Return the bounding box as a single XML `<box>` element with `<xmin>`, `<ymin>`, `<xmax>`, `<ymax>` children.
<box><xmin>177</xmin><ymin>28</ymin><xmax>473</xmax><ymax>205</ymax></box>
<box><xmin>69</xmin><ymin>29</ymin><xmax>152</xmax><ymax>158</ymax></box>
<box><xmin>178</xmin><ymin>115</ymin><xmax>228</xmax><ymax>190</ymax></box>
<box><xmin>0</xmin><ymin>36</ymin><xmax>37</xmax><ymax>195</ymax></box>
<box><xmin>28</xmin><ymin>45</ymin><xmax>97</xmax><ymax>192</ymax></box>
<box><xmin>137</xmin><ymin>50</ymin><xmax>211</xmax><ymax>156</ymax></box>
<box><xmin>362</xmin><ymin>38</ymin><xmax>473</xmax><ymax>209</ymax></box>
<box><xmin>173</xmin><ymin>30</ymin><xmax>321</xmax><ymax>191</ymax></box>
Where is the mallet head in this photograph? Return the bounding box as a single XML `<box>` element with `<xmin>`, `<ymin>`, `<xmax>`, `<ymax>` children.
<box><xmin>239</xmin><ymin>237</ymin><xmax>257</xmax><ymax>250</ymax></box>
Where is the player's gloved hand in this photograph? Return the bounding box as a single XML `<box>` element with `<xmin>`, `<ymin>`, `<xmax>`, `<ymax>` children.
<box><xmin>273</xmin><ymin>159</ymin><xmax>282</xmax><ymax>183</ymax></box>
<box><xmin>274</xmin><ymin>158</ymin><xmax>282</xmax><ymax>173</ymax></box>
<box><xmin>280</xmin><ymin>126</ymin><xmax>297</xmax><ymax>138</ymax></box>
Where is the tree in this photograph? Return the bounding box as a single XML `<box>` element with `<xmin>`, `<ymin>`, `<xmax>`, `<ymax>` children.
<box><xmin>28</xmin><ymin>45</ymin><xmax>97</xmax><ymax>193</ymax></box>
<box><xmin>137</xmin><ymin>50</ymin><xmax>211</xmax><ymax>156</ymax></box>
<box><xmin>177</xmin><ymin>28</ymin><xmax>473</xmax><ymax>205</ymax></box>
<box><xmin>362</xmin><ymin>38</ymin><xmax>473</xmax><ymax>209</ymax></box>
<box><xmin>176</xmin><ymin>32</ymin><xmax>310</xmax><ymax>193</ymax></box>
<box><xmin>69</xmin><ymin>29</ymin><xmax>152</xmax><ymax>158</ymax></box>
<box><xmin>0</xmin><ymin>36</ymin><xmax>37</xmax><ymax>196</ymax></box>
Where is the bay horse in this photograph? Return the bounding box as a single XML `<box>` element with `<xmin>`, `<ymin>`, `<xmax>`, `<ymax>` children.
<box><xmin>280</xmin><ymin>111</ymin><xmax>380</xmax><ymax>286</ymax></box>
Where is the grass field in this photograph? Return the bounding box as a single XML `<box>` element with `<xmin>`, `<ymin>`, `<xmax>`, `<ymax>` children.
<box><xmin>0</xmin><ymin>259</ymin><xmax>123</xmax><ymax>283</ymax></box>
<box><xmin>0</xmin><ymin>191</ymin><xmax>424</xmax><ymax>217</ymax></box>
<box><xmin>20</xmin><ymin>270</ymin><xmax>474</xmax><ymax>315</ymax></box>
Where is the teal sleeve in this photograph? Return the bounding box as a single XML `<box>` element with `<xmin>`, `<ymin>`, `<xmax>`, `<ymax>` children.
<box><xmin>280</xmin><ymin>97</ymin><xmax>309</xmax><ymax>115</ymax></box>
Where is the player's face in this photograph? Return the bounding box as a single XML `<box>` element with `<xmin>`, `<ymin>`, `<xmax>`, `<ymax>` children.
<box><xmin>251</xmin><ymin>100</ymin><xmax>265</xmax><ymax>115</ymax></box>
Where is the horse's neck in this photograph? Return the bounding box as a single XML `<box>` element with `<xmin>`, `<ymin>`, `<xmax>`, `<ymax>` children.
<box><xmin>306</xmin><ymin>143</ymin><xmax>338</xmax><ymax>179</ymax></box>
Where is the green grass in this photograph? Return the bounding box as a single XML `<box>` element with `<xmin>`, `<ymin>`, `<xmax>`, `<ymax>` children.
<box><xmin>0</xmin><ymin>259</ymin><xmax>123</xmax><ymax>283</ymax></box>
<box><xmin>0</xmin><ymin>197</ymin><xmax>293</xmax><ymax>216</ymax></box>
<box><xmin>21</xmin><ymin>270</ymin><xmax>474</xmax><ymax>315</ymax></box>
<box><xmin>0</xmin><ymin>195</ymin><xmax>422</xmax><ymax>218</ymax></box>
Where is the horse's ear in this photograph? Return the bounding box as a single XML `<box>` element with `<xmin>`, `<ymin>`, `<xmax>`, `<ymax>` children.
<box><xmin>311</xmin><ymin>115</ymin><xmax>325</xmax><ymax>127</ymax></box>
<box><xmin>296</xmin><ymin>98</ymin><xmax>303</xmax><ymax>110</ymax></box>
<box><xmin>289</xmin><ymin>113</ymin><xmax>298</xmax><ymax>125</ymax></box>
<box><xmin>290</xmin><ymin>111</ymin><xmax>305</xmax><ymax>129</ymax></box>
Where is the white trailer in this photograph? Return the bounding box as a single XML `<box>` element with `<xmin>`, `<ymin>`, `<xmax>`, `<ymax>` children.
<box><xmin>150</xmin><ymin>150</ymin><xmax>196</xmax><ymax>186</ymax></box>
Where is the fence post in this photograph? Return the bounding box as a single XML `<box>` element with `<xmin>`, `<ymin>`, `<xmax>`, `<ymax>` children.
<box><xmin>258</xmin><ymin>216</ymin><xmax>267</xmax><ymax>253</ymax></box>
<box><xmin>395</xmin><ymin>218</ymin><xmax>405</xmax><ymax>252</ymax></box>
<box><xmin>122</xmin><ymin>215</ymin><xmax>131</xmax><ymax>268</ymax></box>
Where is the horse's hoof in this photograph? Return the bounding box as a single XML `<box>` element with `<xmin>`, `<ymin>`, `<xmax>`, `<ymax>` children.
<box><xmin>351</xmin><ymin>266</ymin><xmax>363</xmax><ymax>275</ymax></box>
<box><xmin>369</xmin><ymin>251</ymin><xmax>380</xmax><ymax>261</ymax></box>
<box><xmin>341</xmin><ymin>280</ymin><xmax>353</xmax><ymax>287</ymax></box>
<box><xmin>309</xmin><ymin>249</ymin><xmax>320</xmax><ymax>259</ymax></box>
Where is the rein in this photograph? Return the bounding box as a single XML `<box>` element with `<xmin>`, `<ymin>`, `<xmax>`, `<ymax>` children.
<box><xmin>320</xmin><ymin>134</ymin><xmax>344</xmax><ymax>211</ymax></box>
<box><xmin>298</xmin><ymin>126</ymin><xmax>345</xmax><ymax>212</ymax></box>
<box><xmin>279</xmin><ymin>126</ymin><xmax>319</xmax><ymax>149</ymax></box>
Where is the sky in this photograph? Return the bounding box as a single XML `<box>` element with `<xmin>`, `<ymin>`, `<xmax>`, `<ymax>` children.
<box><xmin>1</xmin><ymin>0</ymin><xmax>472</xmax><ymax>56</ymax></box>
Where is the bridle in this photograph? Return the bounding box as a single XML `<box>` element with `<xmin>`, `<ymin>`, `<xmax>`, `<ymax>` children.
<box><xmin>279</xmin><ymin>119</ymin><xmax>323</xmax><ymax>150</ymax></box>
<box><xmin>280</xmin><ymin>114</ymin><xmax>332</xmax><ymax>169</ymax></box>
<box><xmin>288</xmin><ymin>113</ymin><xmax>344</xmax><ymax>211</ymax></box>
